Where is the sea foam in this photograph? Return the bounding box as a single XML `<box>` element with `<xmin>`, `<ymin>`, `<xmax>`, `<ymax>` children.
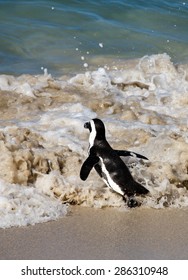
<box><xmin>0</xmin><ymin>54</ymin><xmax>188</xmax><ymax>228</ymax></box>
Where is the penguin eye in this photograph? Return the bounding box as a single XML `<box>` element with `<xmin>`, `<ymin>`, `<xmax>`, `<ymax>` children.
<box><xmin>84</xmin><ymin>122</ymin><xmax>91</xmax><ymax>132</ymax></box>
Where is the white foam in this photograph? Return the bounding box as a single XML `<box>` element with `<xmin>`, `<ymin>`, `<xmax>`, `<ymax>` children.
<box><xmin>0</xmin><ymin>179</ymin><xmax>68</xmax><ymax>228</ymax></box>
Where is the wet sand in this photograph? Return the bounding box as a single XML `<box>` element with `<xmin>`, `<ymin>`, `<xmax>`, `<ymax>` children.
<box><xmin>0</xmin><ymin>206</ymin><xmax>188</xmax><ymax>260</ymax></box>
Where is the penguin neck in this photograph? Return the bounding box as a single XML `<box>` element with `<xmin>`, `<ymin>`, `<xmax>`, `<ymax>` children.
<box><xmin>88</xmin><ymin>127</ymin><xmax>97</xmax><ymax>150</ymax></box>
<box><xmin>88</xmin><ymin>120</ymin><xmax>109</xmax><ymax>151</ymax></box>
<box><xmin>88</xmin><ymin>134</ymin><xmax>109</xmax><ymax>151</ymax></box>
<box><xmin>91</xmin><ymin>136</ymin><xmax>111</xmax><ymax>151</ymax></box>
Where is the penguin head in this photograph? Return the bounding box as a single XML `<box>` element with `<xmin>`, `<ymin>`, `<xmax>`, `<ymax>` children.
<box><xmin>84</xmin><ymin>118</ymin><xmax>106</xmax><ymax>147</ymax></box>
<box><xmin>84</xmin><ymin>121</ymin><xmax>92</xmax><ymax>132</ymax></box>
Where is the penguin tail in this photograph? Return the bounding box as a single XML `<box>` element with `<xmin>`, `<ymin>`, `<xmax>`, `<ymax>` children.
<box><xmin>129</xmin><ymin>180</ymin><xmax>149</xmax><ymax>195</ymax></box>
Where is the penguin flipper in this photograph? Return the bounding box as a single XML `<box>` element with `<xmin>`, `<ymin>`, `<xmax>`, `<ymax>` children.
<box><xmin>115</xmin><ymin>150</ymin><xmax>148</xmax><ymax>160</ymax></box>
<box><xmin>80</xmin><ymin>156</ymin><xmax>99</xmax><ymax>181</ymax></box>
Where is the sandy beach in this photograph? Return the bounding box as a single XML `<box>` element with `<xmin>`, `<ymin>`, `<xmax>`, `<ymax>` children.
<box><xmin>0</xmin><ymin>206</ymin><xmax>187</xmax><ymax>260</ymax></box>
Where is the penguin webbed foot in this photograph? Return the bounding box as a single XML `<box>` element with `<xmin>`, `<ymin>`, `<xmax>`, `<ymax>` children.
<box><xmin>128</xmin><ymin>197</ymin><xmax>141</xmax><ymax>208</ymax></box>
<box><xmin>123</xmin><ymin>195</ymin><xmax>141</xmax><ymax>208</ymax></box>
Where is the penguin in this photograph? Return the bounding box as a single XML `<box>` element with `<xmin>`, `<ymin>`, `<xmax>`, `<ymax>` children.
<box><xmin>80</xmin><ymin>118</ymin><xmax>149</xmax><ymax>207</ymax></box>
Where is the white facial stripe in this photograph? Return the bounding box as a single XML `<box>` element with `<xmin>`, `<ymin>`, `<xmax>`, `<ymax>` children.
<box><xmin>99</xmin><ymin>157</ymin><xmax>124</xmax><ymax>196</ymax></box>
<box><xmin>89</xmin><ymin>120</ymin><xmax>96</xmax><ymax>149</ymax></box>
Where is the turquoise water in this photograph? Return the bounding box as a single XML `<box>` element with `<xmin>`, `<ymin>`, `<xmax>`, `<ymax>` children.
<box><xmin>0</xmin><ymin>0</ymin><xmax>188</xmax><ymax>75</ymax></box>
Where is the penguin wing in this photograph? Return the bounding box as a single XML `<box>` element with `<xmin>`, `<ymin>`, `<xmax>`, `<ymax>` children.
<box><xmin>80</xmin><ymin>155</ymin><xmax>99</xmax><ymax>181</ymax></box>
<box><xmin>115</xmin><ymin>150</ymin><xmax>148</xmax><ymax>160</ymax></box>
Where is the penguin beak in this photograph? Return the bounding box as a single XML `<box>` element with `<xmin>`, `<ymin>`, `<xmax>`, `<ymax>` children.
<box><xmin>84</xmin><ymin>122</ymin><xmax>89</xmax><ymax>129</ymax></box>
<box><xmin>84</xmin><ymin>122</ymin><xmax>91</xmax><ymax>132</ymax></box>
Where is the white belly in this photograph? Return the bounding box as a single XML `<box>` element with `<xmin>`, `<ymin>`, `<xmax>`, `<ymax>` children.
<box><xmin>99</xmin><ymin>157</ymin><xmax>124</xmax><ymax>196</ymax></box>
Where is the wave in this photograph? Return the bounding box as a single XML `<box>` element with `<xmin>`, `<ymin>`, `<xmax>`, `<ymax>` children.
<box><xmin>0</xmin><ymin>53</ymin><xmax>188</xmax><ymax>228</ymax></box>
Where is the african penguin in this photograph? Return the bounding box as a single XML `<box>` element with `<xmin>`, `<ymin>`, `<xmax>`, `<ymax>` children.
<box><xmin>80</xmin><ymin>118</ymin><xmax>149</xmax><ymax>207</ymax></box>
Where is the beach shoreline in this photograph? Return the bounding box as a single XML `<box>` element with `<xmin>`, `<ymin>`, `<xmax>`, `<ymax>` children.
<box><xmin>0</xmin><ymin>206</ymin><xmax>187</xmax><ymax>260</ymax></box>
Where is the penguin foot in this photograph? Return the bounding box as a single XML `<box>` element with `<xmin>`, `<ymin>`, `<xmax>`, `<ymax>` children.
<box><xmin>127</xmin><ymin>197</ymin><xmax>141</xmax><ymax>208</ymax></box>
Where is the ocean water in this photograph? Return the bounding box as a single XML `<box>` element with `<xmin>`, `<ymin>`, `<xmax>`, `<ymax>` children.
<box><xmin>0</xmin><ymin>1</ymin><xmax>188</xmax><ymax>228</ymax></box>
<box><xmin>0</xmin><ymin>0</ymin><xmax>188</xmax><ymax>75</ymax></box>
